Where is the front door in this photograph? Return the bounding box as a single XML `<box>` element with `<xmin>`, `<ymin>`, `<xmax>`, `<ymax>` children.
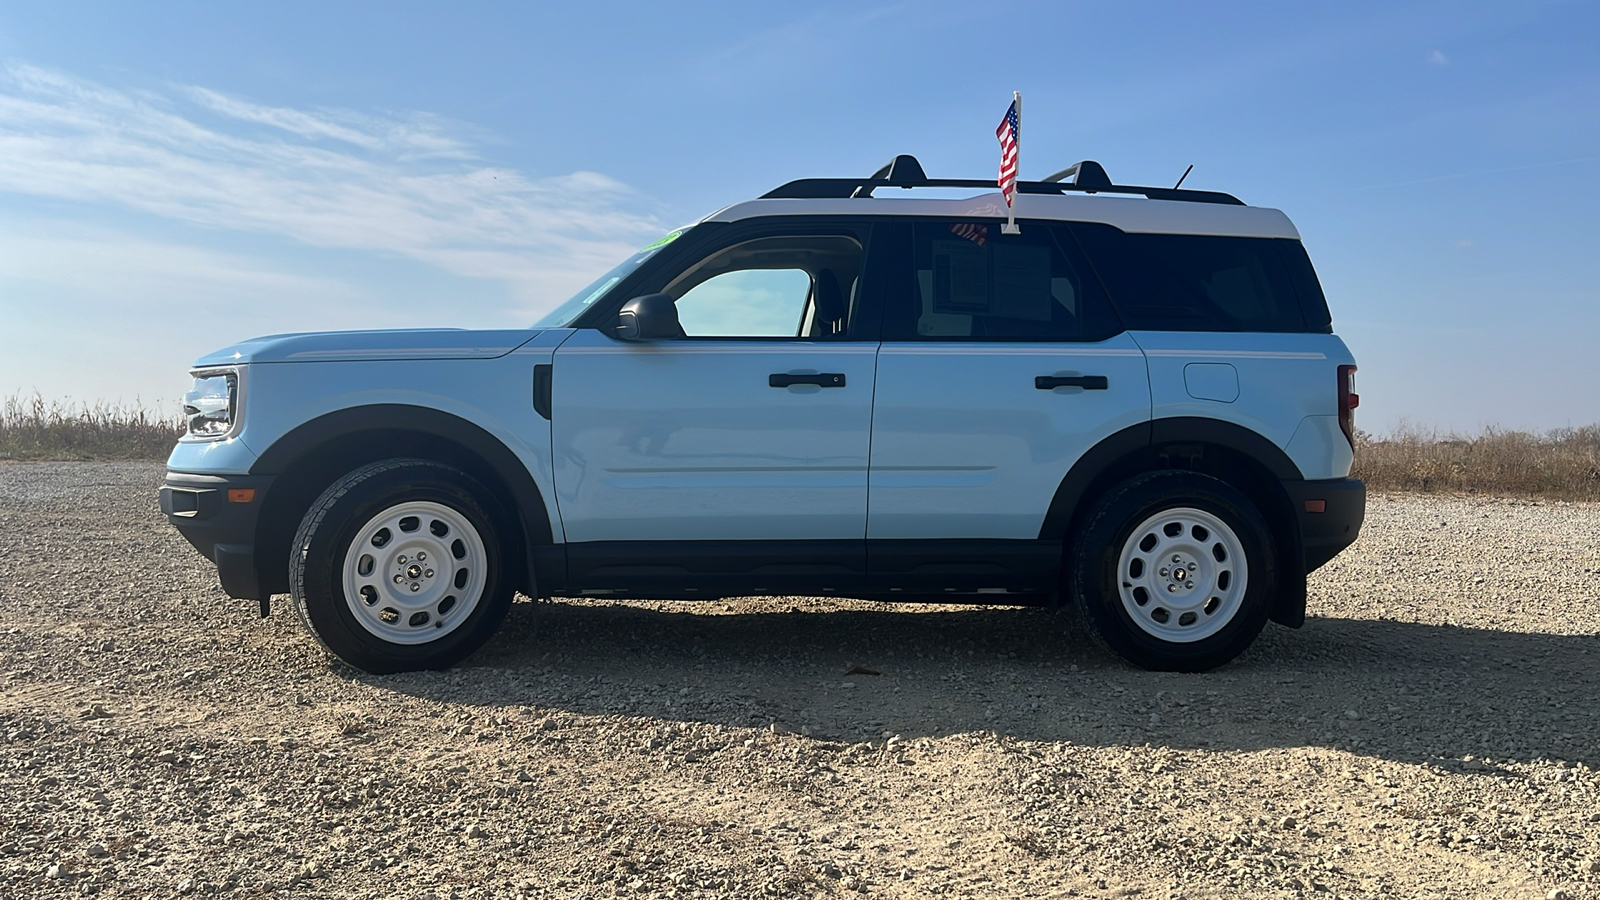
<box><xmin>551</xmin><ymin>226</ymin><xmax>880</xmax><ymax>548</ymax></box>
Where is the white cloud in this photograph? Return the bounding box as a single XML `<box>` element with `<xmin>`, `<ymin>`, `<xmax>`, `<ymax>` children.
<box><xmin>184</xmin><ymin>86</ymin><xmax>471</xmax><ymax>157</ymax></box>
<box><xmin>0</xmin><ymin>62</ymin><xmax>663</xmax><ymax>314</ymax></box>
<box><xmin>0</xmin><ymin>221</ymin><xmax>361</xmax><ymax>314</ymax></box>
<box><xmin>1428</xmin><ymin>49</ymin><xmax>1449</xmax><ymax>67</ymax></box>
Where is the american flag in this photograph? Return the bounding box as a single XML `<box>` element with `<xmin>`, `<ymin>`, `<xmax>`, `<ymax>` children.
<box><xmin>996</xmin><ymin>98</ymin><xmax>1020</xmax><ymax>208</ymax></box>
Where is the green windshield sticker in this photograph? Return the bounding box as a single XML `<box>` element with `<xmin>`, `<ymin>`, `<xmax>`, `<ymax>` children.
<box><xmin>638</xmin><ymin>229</ymin><xmax>684</xmax><ymax>252</ymax></box>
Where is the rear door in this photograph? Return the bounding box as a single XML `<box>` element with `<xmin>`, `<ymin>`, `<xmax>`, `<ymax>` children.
<box><xmin>867</xmin><ymin>219</ymin><xmax>1151</xmax><ymax>540</ymax></box>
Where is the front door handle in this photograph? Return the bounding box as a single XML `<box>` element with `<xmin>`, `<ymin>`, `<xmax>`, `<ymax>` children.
<box><xmin>1035</xmin><ymin>374</ymin><xmax>1108</xmax><ymax>390</ymax></box>
<box><xmin>770</xmin><ymin>373</ymin><xmax>846</xmax><ymax>388</ymax></box>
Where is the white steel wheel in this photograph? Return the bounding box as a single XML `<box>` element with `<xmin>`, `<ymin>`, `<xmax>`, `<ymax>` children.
<box><xmin>1116</xmin><ymin>506</ymin><xmax>1247</xmax><ymax>643</ymax></box>
<box><xmin>340</xmin><ymin>500</ymin><xmax>488</xmax><ymax>645</ymax></box>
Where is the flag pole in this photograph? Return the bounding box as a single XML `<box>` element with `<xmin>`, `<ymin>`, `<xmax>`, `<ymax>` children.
<box><xmin>1001</xmin><ymin>90</ymin><xmax>1021</xmax><ymax>235</ymax></box>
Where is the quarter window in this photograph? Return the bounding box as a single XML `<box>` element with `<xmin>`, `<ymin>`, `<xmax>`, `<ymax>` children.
<box><xmin>1067</xmin><ymin>224</ymin><xmax>1317</xmax><ymax>333</ymax></box>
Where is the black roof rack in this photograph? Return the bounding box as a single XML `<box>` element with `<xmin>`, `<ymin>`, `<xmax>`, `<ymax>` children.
<box><xmin>761</xmin><ymin>154</ymin><xmax>1243</xmax><ymax>206</ymax></box>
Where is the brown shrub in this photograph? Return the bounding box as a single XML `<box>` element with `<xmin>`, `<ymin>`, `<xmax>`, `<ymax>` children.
<box><xmin>0</xmin><ymin>394</ymin><xmax>183</xmax><ymax>461</ymax></box>
<box><xmin>5</xmin><ymin>390</ymin><xmax>1598</xmax><ymax>499</ymax></box>
<box><xmin>1353</xmin><ymin>423</ymin><xmax>1600</xmax><ymax>500</ymax></box>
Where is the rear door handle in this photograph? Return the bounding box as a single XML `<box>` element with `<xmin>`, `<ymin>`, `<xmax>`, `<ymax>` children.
<box><xmin>770</xmin><ymin>373</ymin><xmax>847</xmax><ymax>388</ymax></box>
<box><xmin>1035</xmin><ymin>374</ymin><xmax>1108</xmax><ymax>390</ymax></box>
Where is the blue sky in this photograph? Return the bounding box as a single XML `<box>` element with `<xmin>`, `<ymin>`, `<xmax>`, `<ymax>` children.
<box><xmin>1</xmin><ymin>1</ymin><xmax>1596</xmax><ymax>433</ymax></box>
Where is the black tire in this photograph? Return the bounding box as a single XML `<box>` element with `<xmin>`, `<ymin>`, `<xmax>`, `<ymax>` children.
<box><xmin>289</xmin><ymin>459</ymin><xmax>514</xmax><ymax>674</ymax></box>
<box><xmin>1069</xmin><ymin>470</ymin><xmax>1276</xmax><ymax>672</ymax></box>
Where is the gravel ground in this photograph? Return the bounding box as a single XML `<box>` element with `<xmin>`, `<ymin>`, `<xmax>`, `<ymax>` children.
<box><xmin>1</xmin><ymin>461</ymin><xmax>1597</xmax><ymax>900</ymax></box>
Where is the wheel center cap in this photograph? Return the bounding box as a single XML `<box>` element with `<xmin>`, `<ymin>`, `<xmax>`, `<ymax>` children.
<box><xmin>406</xmin><ymin>564</ymin><xmax>423</xmax><ymax>579</ymax></box>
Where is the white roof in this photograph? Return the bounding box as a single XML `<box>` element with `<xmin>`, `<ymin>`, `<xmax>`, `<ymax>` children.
<box><xmin>706</xmin><ymin>190</ymin><xmax>1300</xmax><ymax>240</ymax></box>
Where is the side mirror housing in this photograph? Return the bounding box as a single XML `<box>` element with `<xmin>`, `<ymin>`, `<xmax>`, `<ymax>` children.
<box><xmin>615</xmin><ymin>293</ymin><xmax>683</xmax><ymax>341</ymax></box>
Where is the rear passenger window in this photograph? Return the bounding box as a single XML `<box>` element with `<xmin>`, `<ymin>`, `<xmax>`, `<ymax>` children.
<box><xmin>883</xmin><ymin>221</ymin><xmax>1119</xmax><ymax>341</ymax></box>
<box><xmin>1068</xmin><ymin>224</ymin><xmax>1315</xmax><ymax>333</ymax></box>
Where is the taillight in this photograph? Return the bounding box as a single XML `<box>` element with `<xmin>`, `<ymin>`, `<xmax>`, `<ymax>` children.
<box><xmin>1337</xmin><ymin>364</ymin><xmax>1359</xmax><ymax>450</ymax></box>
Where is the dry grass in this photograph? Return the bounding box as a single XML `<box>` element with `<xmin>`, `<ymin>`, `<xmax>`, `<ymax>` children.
<box><xmin>1353</xmin><ymin>424</ymin><xmax>1600</xmax><ymax>501</ymax></box>
<box><xmin>0</xmin><ymin>394</ymin><xmax>184</xmax><ymax>461</ymax></box>
<box><xmin>4</xmin><ymin>391</ymin><xmax>1598</xmax><ymax>500</ymax></box>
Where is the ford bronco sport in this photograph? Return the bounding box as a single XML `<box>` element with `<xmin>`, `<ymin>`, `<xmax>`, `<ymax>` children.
<box><xmin>161</xmin><ymin>155</ymin><xmax>1364</xmax><ymax>674</ymax></box>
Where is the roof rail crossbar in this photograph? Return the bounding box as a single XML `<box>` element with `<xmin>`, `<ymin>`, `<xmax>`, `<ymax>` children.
<box><xmin>851</xmin><ymin>154</ymin><xmax>930</xmax><ymax>197</ymax></box>
<box><xmin>1041</xmin><ymin>160</ymin><xmax>1113</xmax><ymax>191</ymax></box>
<box><xmin>763</xmin><ymin>154</ymin><xmax>1243</xmax><ymax>205</ymax></box>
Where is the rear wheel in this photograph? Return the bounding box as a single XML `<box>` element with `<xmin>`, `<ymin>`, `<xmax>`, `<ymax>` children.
<box><xmin>1070</xmin><ymin>471</ymin><xmax>1276</xmax><ymax>672</ymax></box>
<box><xmin>290</xmin><ymin>459</ymin><xmax>513</xmax><ymax>673</ymax></box>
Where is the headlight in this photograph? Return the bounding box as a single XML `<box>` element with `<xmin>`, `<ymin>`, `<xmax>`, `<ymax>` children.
<box><xmin>182</xmin><ymin>369</ymin><xmax>242</xmax><ymax>440</ymax></box>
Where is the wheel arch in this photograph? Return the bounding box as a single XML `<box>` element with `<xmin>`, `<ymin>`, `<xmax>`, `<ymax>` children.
<box><xmin>248</xmin><ymin>405</ymin><xmax>557</xmax><ymax>597</ymax></box>
<box><xmin>1042</xmin><ymin>417</ymin><xmax>1308</xmax><ymax>627</ymax></box>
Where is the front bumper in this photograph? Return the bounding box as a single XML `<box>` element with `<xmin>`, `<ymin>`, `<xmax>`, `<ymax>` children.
<box><xmin>1283</xmin><ymin>477</ymin><xmax>1365</xmax><ymax>573</ymax></box>
<box><xmin>160</xmin><ymin>471</ymin><xmax>275</xmax><ymax>600</ymax></box>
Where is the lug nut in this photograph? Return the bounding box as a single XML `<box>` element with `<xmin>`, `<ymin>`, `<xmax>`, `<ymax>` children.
<box><xmin>1172</xmin><ymin>555</ymin><xmax>1182</xmax><ymax>563</ymax></box>
<box><xmin>1159</xmin><ymin>567</ymin><xmax>1169</xmax><ymax>577</ymax></box>
<box><xmin>417</xmin><ymin>552</ymin><xmax>427</xmax><ymax>561</ymax></box>
<box><xmin>409</xmin><ymin>583</ymin><xmax>420</xmax><ymax>593</ymax></box>
<box><xmin>424</xmin><ymin>569</ymin><xmax>434</xmax><ymax>578</ymax></box>
<box><xmin>1167</xmin><ymin>584</ymin><xmax>1176</xmax><ymax>593</ymax></box>
<box><xmin>392</xmin><ymin>575</ymin><xmax>404</xmax><ymax>584</ymax></box>
<box><xmin>398</xmin><ymin>555</ymin><xmax>408</xmax><ymax>564</ymax></box>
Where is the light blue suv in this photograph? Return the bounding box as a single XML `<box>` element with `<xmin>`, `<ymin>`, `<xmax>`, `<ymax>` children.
<box><xmin>161</xmin><ymin>156</ymin><xmax>1364</xmax><ymax>674</ymax></box>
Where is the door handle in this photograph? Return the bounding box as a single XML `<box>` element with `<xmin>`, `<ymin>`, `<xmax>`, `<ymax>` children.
<box><xmin>1035</xmin><ymin>374</ymin><xmax>1109</xmax><ymax>390</ymax></box>
<box><xmin>770</xmin><ymin>373</ymin><xmax>847</xmax><ymax>388</ymax></box>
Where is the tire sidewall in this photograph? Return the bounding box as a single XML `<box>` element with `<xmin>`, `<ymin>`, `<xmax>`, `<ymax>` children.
<box><xmin>1073</xmin><ymin>472</ymin><xmax>1276</xmax><ymax>671</ymax></box>
<box><xmin>293</xmin><ymin>461</ymin><xmax>512</xmax><ymax>673</ymax></box>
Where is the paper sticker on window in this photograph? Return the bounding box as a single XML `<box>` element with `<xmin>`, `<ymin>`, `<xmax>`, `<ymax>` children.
<box><xmin>990</xmin><ymin>244</ymin><xmax>1052</xmax><ymax>322</ymax></box>
<box><xmin>638</xmin><ymin>229</ymin><xmax>685</xmax><ymax>252</ymax></box>
<box><xmin>932</xmin><ymin>240</ymin><xmax>989</xmax><ymax>314</ymax></box>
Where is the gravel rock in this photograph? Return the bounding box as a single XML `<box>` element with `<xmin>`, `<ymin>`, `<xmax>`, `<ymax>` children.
<box><xmin>0</xmin><ymin>464</ymin><xmax>1597</xmax><ymax>900</ymax></box>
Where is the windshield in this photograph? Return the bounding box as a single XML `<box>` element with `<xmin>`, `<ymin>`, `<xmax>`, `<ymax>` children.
<box><xmin>531</xmin><ymin>228</ymin><xmax>691</xmax><ymax>328</ymax></box>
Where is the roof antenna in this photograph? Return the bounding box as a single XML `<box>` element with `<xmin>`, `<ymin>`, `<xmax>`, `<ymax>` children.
<box><xmin>1173</xmin><ymin>164</ymin><xmax>1194</xmax><ymax>190</ymax></box>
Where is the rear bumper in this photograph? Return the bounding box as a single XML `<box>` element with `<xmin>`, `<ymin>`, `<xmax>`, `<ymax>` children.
<box><xmin>1283</xmin><ymin>477</ymin><xmax>1365</xmax><ymax>573</ymax></box>
<box><xmin>159</xmin><ymin>471</ymin><xmax>275</xmax><ymax>600</ymax></box>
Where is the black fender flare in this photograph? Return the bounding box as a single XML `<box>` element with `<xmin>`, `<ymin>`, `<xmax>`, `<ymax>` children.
<box><xmin>1041</xmin><ymin>416</ymin><xmax>1308</xmax><ymax>627</ymax></box>
<box><xmin>249</xmin><ymin>404</ymin><xmax>558</xmax><ymax>593</ymax></box>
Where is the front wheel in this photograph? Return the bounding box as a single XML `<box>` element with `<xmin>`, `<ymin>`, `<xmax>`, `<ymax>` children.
<box><xmin>289</xmin><ymin>459</ymin><xmax>514</xmax><ymax>674</ymax></box>
<box><xmin>1070</xmin><ymin>471</ymin><xmax>1277</xmax><ymax>672</ymax></box>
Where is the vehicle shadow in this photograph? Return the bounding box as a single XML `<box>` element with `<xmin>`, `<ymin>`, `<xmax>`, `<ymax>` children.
<box><xmin>375</xmin><ymin>599</ymin><xmax>1600</xmax><ymax>768</ymax></box>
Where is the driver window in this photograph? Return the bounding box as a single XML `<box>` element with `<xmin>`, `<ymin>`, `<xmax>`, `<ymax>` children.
<box><xmin>676</xmin><ymin>269</ymin><xmax>811</xmax><ymax>337</ymax></box>
<box><xmin>665</xmin><ymin>235</ymin><xmax>863</xmax><ymax>339</ymax></box>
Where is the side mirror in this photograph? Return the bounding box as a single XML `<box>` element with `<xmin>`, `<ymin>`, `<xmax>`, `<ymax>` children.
<box><xmin>615</xmin><ymin>293</ymin><xmax>684</xmax><ymax>341</ymax></box>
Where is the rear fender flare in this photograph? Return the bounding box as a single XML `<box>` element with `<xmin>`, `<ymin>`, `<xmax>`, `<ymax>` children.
<box><xmin>1042</xmin><ymin>417</ymin><xmax>1307</xmax><ymax>627</ymax></box>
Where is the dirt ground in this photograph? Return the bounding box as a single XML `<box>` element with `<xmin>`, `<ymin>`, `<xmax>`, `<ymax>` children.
<box><xmin>1</xmin><ymin>461</ymin><xmax>1597</xmax><ymax>900</ymax></box>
